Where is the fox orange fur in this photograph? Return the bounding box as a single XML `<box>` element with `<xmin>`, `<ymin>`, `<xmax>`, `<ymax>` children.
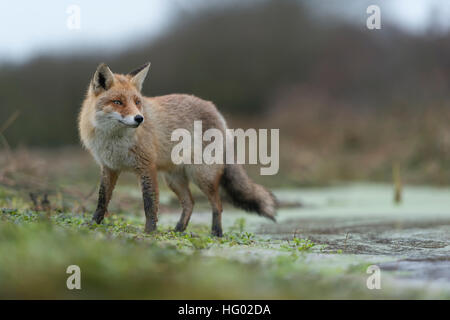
<box><xmin>78</xmin><ymin>62</ymin><xmax>277</xmax><ymax>236</ymax></box>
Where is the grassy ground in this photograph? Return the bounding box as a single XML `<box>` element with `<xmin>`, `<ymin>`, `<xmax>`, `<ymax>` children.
<box><xmin>0</xmin><ymin>182</ymin><xmax>443</xmax><ymax>300</ymax></box>
<box><xmin>1</xmin><ymin>149</ymin><xmax>449</xmax><ymax>299</ymax></box>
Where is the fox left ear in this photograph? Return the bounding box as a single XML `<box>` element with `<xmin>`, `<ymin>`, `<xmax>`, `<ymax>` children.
<box><xmin>92</xmin><ymin>63</ymin><xmax>115</xmax><ymax>95</ymax></box>
<box><xmin>129</xmin><ymin>62</ymin><xmax>151</xmax><ymax>91</ymax></box>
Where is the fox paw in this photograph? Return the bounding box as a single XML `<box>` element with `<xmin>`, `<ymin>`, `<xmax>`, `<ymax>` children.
<box><xmin>174</xmin><ymin>222</ymin><xmax>187</xmax><ymax>233</ymax></box>
<box><xmin>211</xmin><ymin>228</ymin><xmax>223</xmax><ymax>237</ymax></box>
<box><xmin>92</xmin><ymin>212</ymin><xmax>105</xmax><ymax>224</ymax></box>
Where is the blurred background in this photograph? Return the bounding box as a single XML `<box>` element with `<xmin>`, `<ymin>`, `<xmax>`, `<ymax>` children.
<box><xmin>2</xmin><ymin>0</ymin><xmax>450</xmax><ymax>187</ymax></box>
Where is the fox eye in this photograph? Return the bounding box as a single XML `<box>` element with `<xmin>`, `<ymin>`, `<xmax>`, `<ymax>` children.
<box><xmin>135</xmin><ymin>99</ymin><xmax>141</xmax><ymax>105</ymax></box>
<box><xmin>112</xmin><ymin>100</ymin><xmax>123</xmax><ymax>105</ymax></box>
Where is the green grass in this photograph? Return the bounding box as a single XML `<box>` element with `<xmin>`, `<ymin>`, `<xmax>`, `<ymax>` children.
<box><xmin>0</xmin><ymin>185</ymin><xmax>440</xmax><ymax>299</ymax></box>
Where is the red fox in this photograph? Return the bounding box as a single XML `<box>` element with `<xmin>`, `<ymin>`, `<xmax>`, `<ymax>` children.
<box><xmin>78</xmin><ymin>63</ymin><xmax>277</xmax><ymax>236</ymax></box>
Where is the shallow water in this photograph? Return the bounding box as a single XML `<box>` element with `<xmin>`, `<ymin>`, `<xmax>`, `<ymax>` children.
<box><xmin>155</xmin><ymin>183</ymin><xmax>450</xmax><ymax>295</ymax></box>
<box><xmin>261</xmin><ymin>184</ymin><xmax>450</xmax><ymax>286</ymax></box>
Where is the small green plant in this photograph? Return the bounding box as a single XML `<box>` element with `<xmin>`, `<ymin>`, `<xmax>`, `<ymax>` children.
<box><xmin>185</xmin><ymin>234</ymin><xmax>214</xmax><ymax>250</ymax></box>
<box><xmin>281</xmin><ymin>237</ymin><xmax>315</xmax><ymax>252</ymax></box>
<box><xmin>223</xmin><ymin>231</ymin><xmax>255</xmax><ymax>246</ymax></box>
<box><xmin>231</xmin><ymin>217</ymin><xmax>246</xmax><ymax>233</ymax></box>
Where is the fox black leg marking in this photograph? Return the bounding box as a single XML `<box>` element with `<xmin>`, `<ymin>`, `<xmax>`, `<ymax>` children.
<box><xmin>92</xmin><ymin>168</ymin><xmax>119</xmax><ymax>224</ymax></box>
<box><xmin>93</xmin><ymin>180</ymin><xmax>107</xmax><ymax>223</ymax></box>
<box><xmin>209</xmin><ymin>191</ymin><xmax>223</xmax><ymax>237</ymax></box>
<box><xmin>140</xmin><ymin>174</ymin><xmax>159</xmax><ymax>233</ymax></box>
<box><xmin>211</xmin><ymin>208</ymin><xmax>223</xmax><ymax>237</ymax></box>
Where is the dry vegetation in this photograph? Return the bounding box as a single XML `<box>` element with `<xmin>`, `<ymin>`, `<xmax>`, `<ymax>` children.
<box><xmin>2</xmin><ymin>1</ymin><xmax>450</xmax><ymax>187</ymax></box>
<box><xmin>240</xmin><ymin>87</ymin><xmax>450</xmax><ymax>187</ymax></box>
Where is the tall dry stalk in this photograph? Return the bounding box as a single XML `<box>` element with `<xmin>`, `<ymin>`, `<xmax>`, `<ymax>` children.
<box><xmin>393</xmin><ymin>162</ymin><xmax>402</xmax><ymax>204</ymax></box>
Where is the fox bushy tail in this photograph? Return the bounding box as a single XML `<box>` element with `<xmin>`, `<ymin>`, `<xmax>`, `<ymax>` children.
<box><xmin>220</xmin><ymin>164</ymin><xmax>277</xmax><ymax>221</ymax></box>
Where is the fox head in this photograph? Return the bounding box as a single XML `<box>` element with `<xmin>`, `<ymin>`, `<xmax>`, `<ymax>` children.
<box><xmin>88</xmin><ymin>62</ymin><xmax>150</xmax><ymax>130</ymax></box>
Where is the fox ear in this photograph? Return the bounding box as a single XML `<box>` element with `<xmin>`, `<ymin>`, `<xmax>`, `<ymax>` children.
<box><xmin>129</xmin><ymin>62</ymin><xmax>151</xmax><ymax>91</ymax></box>
<box><xmin>92</xmin><ymin>63</ymin><xmax>114</xmax><ymax>94</ymax></box>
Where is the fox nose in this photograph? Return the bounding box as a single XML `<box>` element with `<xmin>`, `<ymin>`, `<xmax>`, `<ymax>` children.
<box><xmin>134</xmin><ymin>115</ymin><xmax>144</xmax><ymax>124</ymax></box>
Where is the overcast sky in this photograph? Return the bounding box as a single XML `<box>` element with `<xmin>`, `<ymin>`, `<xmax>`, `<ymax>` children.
<box><xmin>0</xmin><ymin>0</ymin><xmax>449</xmax><ymax>64</ymax></box>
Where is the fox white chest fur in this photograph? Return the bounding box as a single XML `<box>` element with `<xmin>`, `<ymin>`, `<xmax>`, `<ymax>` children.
<box><xmin>87</xmin><ymin>117</ymin><xmax>138</xmax><ymax>171</ymax></box>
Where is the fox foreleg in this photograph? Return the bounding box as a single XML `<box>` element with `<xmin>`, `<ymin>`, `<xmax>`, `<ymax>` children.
<box><xmin>93</xmin><ymin>167</ymin><xmax>119</xmax><ymax>224</ymax></box>
<box><xmin>139</xmin><ymin>166</ymin><xmax>159</xmax><ymax>233</ymax></box>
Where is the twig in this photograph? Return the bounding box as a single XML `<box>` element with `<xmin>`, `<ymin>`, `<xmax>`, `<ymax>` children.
<box><xmin>344</xmin><ymin>232</ymin><xmax>350</xmax><ymax>251</ymax></box>
<box><xmin>0</xmin><ymin>111</ymin><xmax>20</xmax><ymax>134</ymax></box>
<box><xmin>0</xmin><ymin>111</ymin><xmax>20</xmax><ymax>165</ymax></box>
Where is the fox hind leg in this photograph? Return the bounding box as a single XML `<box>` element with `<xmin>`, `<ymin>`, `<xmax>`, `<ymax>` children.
<box><xmin>190</xmin><ymin>165</ymin><xmax>224</xmax><ymax>237</ymax></box>
<box><xmin>165</xmin><ymin>170</ymin><xmax>194</xmax><ymax>232</ymax></box>
<box><xmin>206</xmin><ymin>187</ymin><xmax>223</xmax><ymax>237</ymax></box>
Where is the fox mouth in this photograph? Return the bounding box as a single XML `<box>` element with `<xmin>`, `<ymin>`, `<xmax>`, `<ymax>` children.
<box><xmin>118</xmin><ymin>120</ymin><xmax>139</xmax><ymax>128</ymax></box>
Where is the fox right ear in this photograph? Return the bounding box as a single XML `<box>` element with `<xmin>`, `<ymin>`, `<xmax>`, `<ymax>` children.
<box><xmin>92</xmin><ymin>63</ymin><xmax>114</xmax><ymax>94</ymax></box>
<box><xmin>129</xmin><ymin>62</ymin><xmax>151</xmax><ymax>91</ymax></box>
